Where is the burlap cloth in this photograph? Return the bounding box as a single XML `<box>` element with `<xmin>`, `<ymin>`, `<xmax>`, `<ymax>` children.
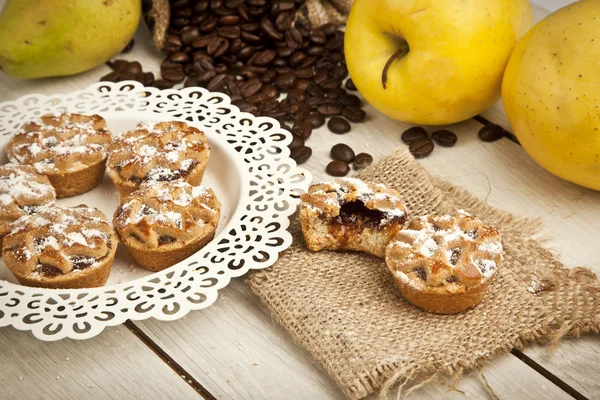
<box><xmin>144</xmin><ymin>0</ymin><xmax>352</xmax><ymax>49</ymax></box>
<box><xmin>247</xmin><ymin>147</ymin><xmax>600</xmax><ymax>399</ymax></box>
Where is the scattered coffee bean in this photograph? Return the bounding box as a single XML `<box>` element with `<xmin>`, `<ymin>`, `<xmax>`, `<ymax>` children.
<box><xmin>328</xmin><ymin>117</ymin><xmax>351</xmax><ymax>134</ymax></box>
<box><xmin>100</xmin><ymin>71</ymin><xmax>121</xmax><ymax>82</ymax></box>
<box><xmin>121</xmin><ymin>39</ymin><xmax>135</xmax><ymax>53</ymax></box>
<box><xmin>326</xmin><ymin>160</ymin><xmax>350</xmax><ymax>176</ymax></box>
<box><xmin>401</xmin><ymin>127</ymin><xmax>428</xmax><ymax>144</ymax></box>
<box><xmin>317</xmin><ymin>103</ymin><xmax>343</xmax><ymax>116</ymax></box>
<box><xmin>154</xmin><ymin>79</ymin><xmax>175</xmax><ymax>89</ymax></box>
<box><xmin>290</xmin><ymin>146</ymin><xmax>312</xmax><ymax>164</ymax></box>
<box><xmin>345</xmin><ymin>78</ymin><xmax>357</xmax><ymax>91</ymax></box>
<box><xmin>342</xmin><ymin>107</ymin><xmax>366</xmax><ymax>123</ymax></box>
<box><xmin>289</xmin><ymin>135</ymin><xmax>305</xmax><ymax>150</ymax></box>
<box><xmin>478</xmin><ymin>124</ymin><xmax>505</xmax><ymax>142</ymax></box>
<box><xmin>306</xmin><ymin>112</ymin><xmax>325</xmax><ymax>129</ymax></box>
<box><xmin>409</xmin><ymin>138</ymin><xmax>435</xmax><ymax>159</ymax></box>
<box><xmin>431</xmin><ymin>129</ymin><xmax>457</xmax><ymax>147</ymax></box>
<box><xmin>339</xmin><ymin>94</ymin><xmax>361</xmax><ymax>108</ymax></box>
<box><xmin>353</xmin><ymin>153</ymin><xmax>373</xmax><ymax>170</ymax></box>
<box><xmin>330</xmin><ymin>143</ymin><xmax>355</xmax><ymax>163</ymax></box>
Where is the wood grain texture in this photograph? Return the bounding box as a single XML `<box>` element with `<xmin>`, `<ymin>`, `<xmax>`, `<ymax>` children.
<box><xmin>0</xmin><ymin>326</ymin><xmax>201</xmax><ymax>400</ymax></box>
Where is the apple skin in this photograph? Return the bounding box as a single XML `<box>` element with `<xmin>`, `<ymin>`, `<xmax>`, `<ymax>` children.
<box><xmin>502</xmin><ymin>0</ymin><xmax>600</xmax><ymax>191</ymax></box>
<box><xmin>345</xmin><ymin>0</ymin><xmax>532</xmax><ymax>125</ymax></box>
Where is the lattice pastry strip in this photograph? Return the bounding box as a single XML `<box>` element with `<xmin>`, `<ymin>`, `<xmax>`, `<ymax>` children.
<box><xmin>387</xmin><ymin>211</ymin><xmax>503</xmax><ymax>289</ymax></box>
<box><xmin>2</xmin><ymin>206</ymin><xmax>116</xmax><ymax>279</ymax></box>
<box><xmin>6</xmin><ymin>113</ymin><xmax>111</xmax><ymax>174</ymax></box>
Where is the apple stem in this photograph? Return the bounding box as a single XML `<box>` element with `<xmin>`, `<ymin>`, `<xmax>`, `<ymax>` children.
<box><xmin>381</xmin><ymin>43</ymin><xmax>409</xmax><ymax>90</ymax></box>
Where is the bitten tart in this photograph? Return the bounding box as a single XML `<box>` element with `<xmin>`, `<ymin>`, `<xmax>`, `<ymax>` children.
<box><xmin>107</xmin><ymin>121</ymin><xmax>210</xmax><ymax>197</ymax></box>
<box><xmin>0</xmin><ymin>164</ymin><xmax>56</xmax><ymax>246</ymax></box>
<box><xmin>300</xmin><ymin>178</ymin><xmax>408</xmax><ymax>257</ymax></box>
<box><xmin>113</xmin><ymin>180</ymin><xmax>221</xmax><ymax>271</ymax></box>
<box><xmin>6</xmin><ymin>113</ymin><xmax>112</xmax><ymax>197</ymax></box>
<box><xmin>385</xmin><ymin>211</ymin><xmax>503</xmax><ymax>314</ymax></box>
<box><xmin>1</xmin><ymin>205</ymin><xmax>118</xmax><ymax>289</ymax></box>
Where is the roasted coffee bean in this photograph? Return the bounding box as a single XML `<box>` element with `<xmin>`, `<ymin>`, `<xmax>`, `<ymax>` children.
<box><xmin>162</xmin><ymin>68</ymin><xmax>185</xmax><ymax>83</ymax></box>
<box><xmin>328</xmin><ymin>116</ymin><xmax>351</xmax><ymax>134</ymax></box>
<box><xmin>211</xmin><ymin>0</ymin><xmax>223</xmax><ymax>10</ymax></box>
<box><xmin>299</xmin><ymin>56</ymin><xmax>317</xmax><ymax>69</ymax></box>
<box><xmin>110</xmin><ymin>59</ymin><xmax>129</xmax><ymax>72</ymax></box>
<box><xmin>261</xmin><ymin>69</ymin><xmax>277</xmax><ymax>84</ymax></box>
<box><xmin>345</xmin><ymin>78</ymin><xmax>357</xmax><ymax>91</ymax></box>
<box><xmin>207</xmin><ymin>37</ymin><xmax>230</xmax><ymax>57</ymax></box>
<box><xmin>197</xmin><ymin>70</ymin><xmax>217</xmax><ymax>84</ymax></box>
<box><xmin>248</xmin><ymin>5</ymin><xmax>268</xmax><ymax>17</ymax></box>
<box><xmin>219</xmin><ymin>15</ymin><xmax>240</xmax><ymax>25</ymax></box>
<box><xmin>409</xmin><ymin>138</ymin><xmax>435</xmax><ymax>158</ymax></box>
<box><xmin>121</xmin><ymin>39</ymin><xmax>135</xmax><ymax>53</ymax></box>
<box><xmin>339</xmin><ymin>94</ymin><xmax>361</xmax><ymax>108</ymax></box>
<box><xmin>170</xmin><ymin>52</ymin><xmax>190</xmax><ymax>63</ymax></box>
<box><xmin>199</xmin><ymin>16</ymin><xmax>218</xmax><ymax>33</ymax></box>
<box><xmin>325</xmin><ymin>36</ymin><xmax>343</xmax><ymax>51</ymax></box>
<box><xmin>241</xmin><ymin>22</ymin><xmax>260</xmax><ymax>32</ymax></box>
<box><xmin>478</xmin><ymin>124</ymin><xmax>505</xmax><ymax>142</ymax></box>
<box><xmin>247</xmin><ymin>92</ymin><xmax>270</xmax><ymax>103</ymax></box>
<box><xmin>322</xmin><ymin>23</ymin><xmax>337</xmax><ymax>36</ymax></box>
<box><xmin>319</xmin><ymin>78</ymin><xmax>341</xmax><ymax>90</ymax></box>
<box><xmin>246</xmin><ymin>65</ymin><xmax>267</xmax><ymax>75</ymax></box>
<box><xmin>237</xmin><ymin>3</ymin><xmax>251</xmax><ymax>21</ymax></box>
<box><xmin>142</xmin><ymin>72</ymin><xmax>155</xmax><ymax>86</ymax></box>
<box><xmin>218</xmin><ymin>26</ymin><xmax>241</xmax><ymax>39</ymax></box>
<box><xmin>237</xmin><ymin>46</ymin><xmax>256</xmax><ymax>60</ymax></box>
<box><xmin>161</xmin><ymin>59</ymin><xmax>182</xmax><ymax>70</ymax></box>
<box><xmin>295</xmin><ymin>79</ymin><xmax>310</xmax><ymax>90</ymax></box>
<box><xmin>192</xmin><ymin>36</ymin><xmax>211</xmax><ymax>49</ymax></box>
<box><xmin>241</xmin><ymin>31</ymin><xmax>262</xmax><ymax>44</ymax></box>
<box><xmin>119</xmin><ymin>71</ymin><xmax>138</xmax><ymax>81</ymax></box>
<box><xmin>184</xmin><ymin>77</ymin><xmax>199</xmax><ymax>87</ymax></box>
<box><xmin>100</xmin><ymin>71</ymin><xmax>121</xmax><ymax>82</ymax></box>
<box><xmin>325</xmin><ymin>87</ymin><xmax>345</xmax><ymax>99</ymax></box>
<box><xmin>180</xmin><ymin>26</ymin><xmax>201</xmax><ymax>44</ymax></box>
<box><xmin>224</xmin><ymin>0</ymin><xmax>244</xmax><ymax>8</ymax></box>
<box><xmin>284</xmin><ymin>28</ymin><xmax>303</xmax><ymax>49</ymax></box>
<box><xmin>276</xmin><ymin>46</ymin><xmax>294</xmax><ymax>58</ymax></box>
<box><xmin>124</xmin><ymin>61</ymin><xmax>142</xmax><ymax>75</ymax></box>
<box><xmin>305</xmin><ymin>83</ymin><xmax>326</xmax><ymax>97</ymax></box>
<box><xmin>261</xmin><ymin>19</ymin><xmax>284</xmax><ymax>41</ymax></box>
<box><xmin>250</xmin><ymin>50</ymin><xmax>276</xmax><ymax>66</ymax></box>
<box><xmin>306</xmin><ymin>112</ymin><xmax>325</xmax><ymax>128</ymax></box>
<box><xmin>309</xmin><ymin>28</ymin><xmax>326</xmax><ymax>44</ymax></box>
<box><xmin>342</xmin><ymin>107</ymin><xmax>366</xmax><ymax>123</ymax></box>
<box><xmin>294</xmin><ymin>68</ymin><xmax>313</xmax><ymax>79</ymax></box>
<box><xmin>317</xmin><ymin>103</ymin><xmax>343</xmax><ymax>116</ymax></box>
<box><xmin>290</xmin><ymin>146</ymin><xmax>312</xmax><ymax>164</ymax></box>
<box><xmin>275</xmin><ymin>12</ymin><xmax>293</xmax><ymax>31</ymax></box>
<box><xmin>432</xmin><ymin>129</ymin><xmax>457</xmax><ymax>147</ymax></box>
<box><xmin>326</xmin><ymin>160</ymin><xmax>350</xmax><ymax>176</ymax></box>
<box><xmin>166</xmin><ymin>34</ymin><xmax>183</xmax><ymax>48</ymax></box>
<box><xmin>228</xmin><ymin>38</ymin><xmax>243</xmax><ymax>55</ymax></box>
<box><xmin>307</xmin><ymin>45</ymin><xmax>325</xmax><ymax>56</ymax></box>
<box><xmin>288</xmin><ymin>134</ymin><xmax>305</xmax><ymax>150</ymax></box>
<box><xmin>401</xmin><ymin>126</ymin><xmax>428</xmax><ymax>144</ymax></box>
<box><xmin>154</xmin><ymin>79</ymin><xmax>175</xmax><ymax>89</ymax></box>
<box><xmin>313</xmin><ymin>69</ymin><xmax>329</xmax><ymax>85</ymax></box>
<box><xmin>260</xmin><ymin>99</ymin><xmax>280</xmax><ymax>113</ymax></box>
<box><xmin>272</xmin><ymin>58</ymin><xmax>287</xmax><ymax>67</ymax></box>
<box><xmin>262</xmin><ymin>85</ymin><xmax>280</xmax><ymax>99</ymax></box>
<box><xmin>330</xmin><ymin>143</ymin><xmax>355</xmax><ymax>163</ymax></box>
<box><xmin>332</xmin><ymin>65</ymin><xmax>348</xmax><ymax>80</ymax></box>
<box><xmin>353</xmin><ymin>153</ymin><xmax>373</xmax><ymax>170</ymax></box>
<box><xmin>275</xmin><ymin>72</ymin><xmax>297</xmax><ymax>91</ymax></box>
<box><xmin>207</xmin><ymin>73</ymin><xmax>228</xmax><ymax>91</ymax></box>
<box><xmin>288</xmin><ymin>52</ymin><xmax>306</xmax><ymax>67</ymax></box>
<box><xmin>291</xmin><ymin>122</ymin><xmax>312</xmax><ymax>139</ymax></box>
<box><xmin>240</xmin><ymin>78</ymin><xmax>263</xmax><ymax>98</ymax></box>
<box><xmin>278</xmin><ymin>1</ymin><xmax>295</xmax><ymax>12</ymax></box>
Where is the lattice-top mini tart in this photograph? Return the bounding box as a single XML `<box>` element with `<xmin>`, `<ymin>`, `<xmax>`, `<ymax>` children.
<box><xmin>0</xmin><ymin>164</ymin><xmax>56</xmax><ymax>245</ymax></box>
<box><xmin>1</xmin><ymin>205</ymin><xmax>118</xmax><ymax>289</ymax></box>
<box><xmin>107</xmin><ymin>121</ymin><xmax>210</xmax><ymax>197</ymax></box>
<box><xmin>385</xmin><ymin>210</ymin><xmax>503</xmax><ymax>314</ymax></box>
<box><xmin>113</xmin><ymin>180</ymin><xmax>221</xmax><ymax>271</ymax></box>
<box><xmin>300</xmin><ymin>178</ymin><xmax>408</xmax><ymax>257</ymax></box>
<box><xmin>6</xmin><ymin>113</ymin><xmax>111</xmax><ymax>197</ymax></box>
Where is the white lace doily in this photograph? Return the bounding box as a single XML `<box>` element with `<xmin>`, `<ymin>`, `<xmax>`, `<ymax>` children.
<box><xmin>0</xmin><ymin>81</ymin><xmax>311</xmax><ymax>341</ymax></box>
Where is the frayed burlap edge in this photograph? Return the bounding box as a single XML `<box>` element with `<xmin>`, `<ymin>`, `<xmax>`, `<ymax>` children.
<box><xmin>143</xmin><ymin>0</ymin><xmax>170</xmax><ymax>49</ymax></box>
<box><xmin>249</xmin><ymin>147</ymin><xmax>600</xmax><ymax>399</ymax></box>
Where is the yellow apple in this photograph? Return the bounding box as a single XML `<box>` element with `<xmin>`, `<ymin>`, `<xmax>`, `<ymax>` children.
<box><xmin>345</xmin><ymin>0</ymin><xmax>532</xmax><ymax>125</ymax></box>
<box><xmin>502</xmin><ymin>0</ymin><xmax>600</xmax><ymax>190</ymax></box>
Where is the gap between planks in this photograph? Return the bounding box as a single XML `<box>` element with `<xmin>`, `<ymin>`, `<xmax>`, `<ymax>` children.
<box><xmin>123</xmin><ymin>115</ymin><xmax>588</xmax><ymax>400</ymax></box>
<box><xmin>124</xmin><ymin>320</ymin><xmax>218</xmax><ymax>400</ymax></box>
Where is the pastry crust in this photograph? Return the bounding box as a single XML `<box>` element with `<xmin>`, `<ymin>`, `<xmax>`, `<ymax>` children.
<box><xmin>107</xmin><ymin>121</ymin><xmax>210</xmax><ymax>197</ymax></box>
<box><xmin>385</xmin><ymin>211</ymin><xmax>503</xmax><ymax>314</ymax></box>
<box><xmin>5</xmin><ymin>113</ymin><xmax>111</xmax><ymax>198</ymax></box>
<box><xmin>300</xmin><ymin>178</ymin><xmax>408</xmax><ymax>257</ymax></box>
<box><xmin>0</xmin><ymin>164</ymin><xmax>56</xmax><ymax>244</ymax></box>
<box><xmin>113</xmin><ymin>180</ymin><xmax>221</xmax><ymax>271</ymax></box>
<box><xmin>1</xmin><ymin>205</ymin><xmax>117</xmax><ymax>289</ymax></box>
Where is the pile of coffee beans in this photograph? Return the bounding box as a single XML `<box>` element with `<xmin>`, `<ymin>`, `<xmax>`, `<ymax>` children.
<box><xmin>327</xmin><ymin>143</ymin><xmax>372</xmax><ymax>176</ymax></box>
<box><xmin>478</xmin><ymin>123</ymin><xmax>506</xmax><ymax>142</ymax></box>
<box><xmin>101</xmin><ymin>0</ymin><xmax>368</xmax><ymax>168</ymax></box>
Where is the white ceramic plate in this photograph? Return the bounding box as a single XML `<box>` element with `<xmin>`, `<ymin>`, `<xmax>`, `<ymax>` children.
<box><xmin>0</xmin><ymin>81</ymin><xmax>311</xmax><ymax>341</ymax></box>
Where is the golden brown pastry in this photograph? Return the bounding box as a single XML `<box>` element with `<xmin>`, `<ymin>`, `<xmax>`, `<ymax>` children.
<box><xmin>385</xmin><ymin>211</ymin><xmax>503</xmax><ymax>314</ymax></box>
<box><xmin>113</xmin><ymin>180</ymin><xmax>221</xmax><ymax>271</ymax></box>
<box><xmin>2</xmin><ymin>205</ymin><xmax>118</xmax><ymax>289</ymax></box>
<box><xmin>107</xmin><ymin>121</ymin><xmax>210</xmax><ymax>197</ymax></box>
<box><xmin>6</xmin><ymin>113</ymin><xmax>111</xmax><ymax>197</ymax></box>
<box><xmin>300</xmin><ymin>178</ymin><xmax>408</xmax><ymax>257</ymax></box>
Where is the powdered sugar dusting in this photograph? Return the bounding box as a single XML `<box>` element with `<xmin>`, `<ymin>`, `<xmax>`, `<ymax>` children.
<box><xmin>0</xmin><ymin>165</ymin><xmax>56</xmax><ymax>211</ymax></box>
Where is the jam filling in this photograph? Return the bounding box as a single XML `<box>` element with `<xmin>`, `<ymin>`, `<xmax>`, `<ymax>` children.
<box><xmin>158</xmin><ymin>235</ymin><xmax>177</xmax><ymax>245</ymax></box>
<box><xmin>331</xmin><ymin>201</ymin><xmax>397</xmax><ymax>230</ymax></box>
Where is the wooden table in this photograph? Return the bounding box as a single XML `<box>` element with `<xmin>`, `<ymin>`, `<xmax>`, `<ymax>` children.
<box><xmin>2</xmin><ymin>1</ymin><xmax>599</xmax><ymax>399</ymax></box>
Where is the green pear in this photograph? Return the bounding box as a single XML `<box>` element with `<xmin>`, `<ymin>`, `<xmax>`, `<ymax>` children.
<box><xmin>0</xmin><ymin>0</ymin><xmax>141</xmax><ymax>79</ymax></box>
